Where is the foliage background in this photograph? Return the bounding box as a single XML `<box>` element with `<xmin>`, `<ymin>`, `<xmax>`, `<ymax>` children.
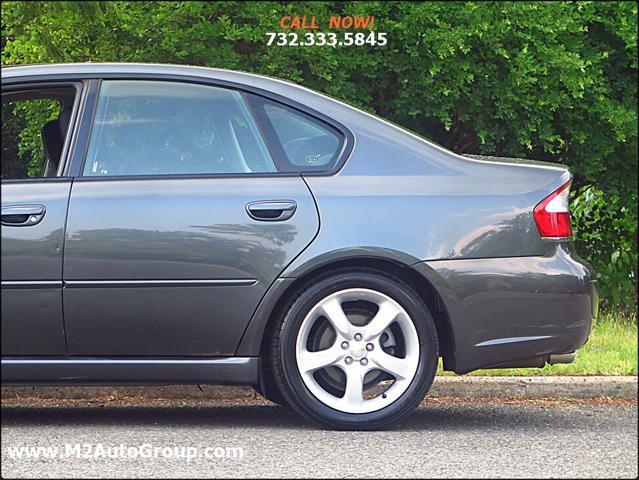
<box><xmin>2</xmin><ymin>1</ymin><xmax>637</xmax><ymax>311</ymax></box>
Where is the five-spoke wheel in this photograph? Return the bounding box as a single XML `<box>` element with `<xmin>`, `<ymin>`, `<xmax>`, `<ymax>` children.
<box><xmin>296</xmin><ymin>288</ymin><xmax>420</xmax><ymax>414</ymax></box>
<box><xmin>267</xmin><ymin>269</ymin><xmax>439</xmax><ymax>430</ymax></box>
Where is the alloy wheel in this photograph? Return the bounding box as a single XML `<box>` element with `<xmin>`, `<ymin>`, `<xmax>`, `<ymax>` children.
<box><xmin>295</xmin><ymin>288</ymin><xmax>420</xmax><ymax>414</ymax></box>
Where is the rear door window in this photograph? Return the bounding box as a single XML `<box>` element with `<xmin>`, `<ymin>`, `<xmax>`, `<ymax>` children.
<box><xmin>83</xmin><ymin>80</ymin><xmax>276</xmax><ymax>176</ymax></box>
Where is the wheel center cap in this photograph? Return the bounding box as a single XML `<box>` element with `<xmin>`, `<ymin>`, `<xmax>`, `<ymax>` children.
<box><xmin>350</xmin><ymin>345</ymin><xmax>366</xmax><ymax>359</ymax></box>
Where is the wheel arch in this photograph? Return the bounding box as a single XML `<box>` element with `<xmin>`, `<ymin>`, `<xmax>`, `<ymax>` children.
<box><xmin>235</xmin><ymin>255</ymin><xmax>456</xmax><ymax>370</ymax></box>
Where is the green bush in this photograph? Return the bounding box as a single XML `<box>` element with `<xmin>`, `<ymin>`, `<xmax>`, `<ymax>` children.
<box><xmin>1</xmin><ymin>99</ymin><xmax>60</xmax><ymax>179</ymax></box>
<box><xmin>572</xmin><ymin>187</ymin><xmax>637</xmax><ymax>311</ymax></box>
<box><xmin>2</xmin><ymin>1</ymin><xmax>637</xmax><ymax>309</ymax></box>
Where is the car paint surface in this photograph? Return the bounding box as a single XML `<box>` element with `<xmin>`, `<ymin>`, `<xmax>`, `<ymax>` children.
<box><xmin>1</xmin><ymin>64</ymin><xmax>596</xmax><ymax>383</ymax></box>
<box><xmin>63</xmin><ymin>176</ymin><xmax>318</xmax><ymax>355</ymax></box>
<box><xmin>1</xmin><ymin>180</ymin><xmax>70</xmax><ymax>355</ymax></box>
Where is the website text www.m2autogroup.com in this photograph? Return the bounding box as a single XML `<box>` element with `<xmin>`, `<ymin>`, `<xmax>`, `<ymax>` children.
<box><xmin>4</xmin><ymin>443</ymin><xmax>244</xmax><ymax>463</ymax></box>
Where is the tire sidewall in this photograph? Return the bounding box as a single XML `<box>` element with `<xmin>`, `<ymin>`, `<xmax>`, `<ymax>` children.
<box><xmin>279</xmin><ymin>272</ymin><xmax>438</xmax><ymax>429</ymax></box>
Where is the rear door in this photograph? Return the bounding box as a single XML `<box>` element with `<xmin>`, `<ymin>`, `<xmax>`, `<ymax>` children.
<box><xmin>63</xmin><ymin>79</ymin><xmax>319</xmax><ymax>356</ymax></box>
<box><xmin>1</xmin><ymin>83</ymin><xmax>80</xmax><ymax>355</ymax></box>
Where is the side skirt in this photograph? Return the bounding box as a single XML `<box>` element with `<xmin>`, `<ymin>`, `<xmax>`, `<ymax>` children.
<box><xmin>0</xmin><ymin>357</ymin><xmax>258</xmax><ymax>386</ymax></box>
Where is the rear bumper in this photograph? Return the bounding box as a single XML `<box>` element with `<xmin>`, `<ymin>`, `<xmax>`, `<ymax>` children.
<box><xmin>412</xmin><ymin>243</ymin><xmax>598</xmax><ymax>374</ymax></box>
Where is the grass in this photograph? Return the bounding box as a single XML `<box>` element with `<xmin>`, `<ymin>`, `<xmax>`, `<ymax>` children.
<box><xmin>437</xmin><ymin>310</ymin><xmax>637</xmax><ymax>376</ymax></box>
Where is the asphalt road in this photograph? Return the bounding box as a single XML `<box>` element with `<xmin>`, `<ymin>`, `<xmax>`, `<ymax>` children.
<box><xmin>1</xmin><ymin>398</ymin><xmax>637</xmax><ymax>478</ymax></box>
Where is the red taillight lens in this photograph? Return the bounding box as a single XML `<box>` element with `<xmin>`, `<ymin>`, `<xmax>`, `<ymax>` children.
<box><xmin>533</xmin><ymin>180</ymin><xmax>573</xmax><ymax>238</ymax></box>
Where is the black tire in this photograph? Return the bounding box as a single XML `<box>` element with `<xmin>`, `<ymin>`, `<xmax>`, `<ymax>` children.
<box><xmin>255</xmin><ymin>362</ymin><xmax>289</xmax><ymax>407</ymax></box>
<box><xmin>266</xmin><ymin>268</ymin><xmax>439</xmax><ymax>430</ymax></box>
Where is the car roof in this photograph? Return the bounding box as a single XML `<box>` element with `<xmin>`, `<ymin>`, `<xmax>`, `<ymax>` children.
<box><xmin>4</xmin><ymin>62</ymin><xmax>280</xmax><ymax>82</ymax></box>
<box><xmin>2</xmin><ymin>62</ymin><xmax>319</xmax><ymax>102</ymax></box>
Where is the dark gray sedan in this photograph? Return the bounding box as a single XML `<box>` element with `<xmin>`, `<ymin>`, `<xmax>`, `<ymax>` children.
<box><xmin>1</xmin><ymin>63</ymin><xmax>597</xmax><ymax>429</ymax></box>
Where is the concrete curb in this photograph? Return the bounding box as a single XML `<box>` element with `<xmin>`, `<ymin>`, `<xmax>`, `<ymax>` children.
<box><xmin>2</xmin><ymin>376</ymin><xmax>636</xmax><ymax>401</ymax></box>
<box><xmin>427</xmin><ymin>375</ymin><xmax>638</xmax><ymax>399</ymax></box>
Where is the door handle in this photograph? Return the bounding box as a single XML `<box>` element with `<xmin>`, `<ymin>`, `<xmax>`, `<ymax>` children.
<box><xmin>1</xmin><ymin>205</ymin><xmax>46</xmax><ymax>227</ymax></box>
<box><xmin>246</xmin><ymin>201</ymin><xmax>297</xmax><ymax>222</ymax></box>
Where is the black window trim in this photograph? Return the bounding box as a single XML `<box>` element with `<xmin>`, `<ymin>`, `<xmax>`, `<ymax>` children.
<box><xmin>239</xmin><ymin>90</ymin><xmax>282</xmax><ymax>174</ymax></box>
<box><xmin>0</xmin><ymin>80</ymin><xmax>85</xmax><ymax>183</ymax></box>
<box><xmin>2</xmin><ymin>72</ymin><xmax>355</xmax><ymax>181</ymax></box>
<box><xmin>65</xmin><ymin>79</ymin><xmax>100</xmax><ymax>177</ymax></box>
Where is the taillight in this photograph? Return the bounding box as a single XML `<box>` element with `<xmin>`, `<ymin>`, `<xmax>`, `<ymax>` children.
<box><xmin>533</xmin><ymin>180</ymin><xmax>573</xmax><ymax>238</ymax></box>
